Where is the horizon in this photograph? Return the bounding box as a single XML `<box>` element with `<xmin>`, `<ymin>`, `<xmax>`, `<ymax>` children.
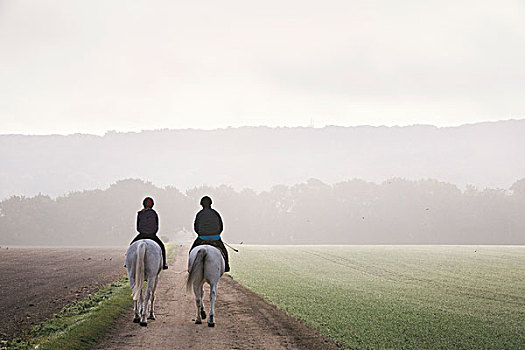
<box><xmin>1</xmin><ymin>118</ymin><xmax>523</xmax><ymax>137</ymax></box>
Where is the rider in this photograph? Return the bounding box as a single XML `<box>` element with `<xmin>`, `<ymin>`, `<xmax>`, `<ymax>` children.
<box><xmin>190</xmin><ymin>196</ymin><xmax>230</xmax><ymax>272</ymax></box>
<box><xmin>130</xmin><ymin>197</ymin><xmax>168</xmax><ymax>270</ymax></box>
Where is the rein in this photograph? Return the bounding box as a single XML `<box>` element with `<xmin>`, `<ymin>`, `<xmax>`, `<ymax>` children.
<box><xmin>224</xmin><ymin>242</ymin><xmax>239</xmax><ymax>253</ymax></box>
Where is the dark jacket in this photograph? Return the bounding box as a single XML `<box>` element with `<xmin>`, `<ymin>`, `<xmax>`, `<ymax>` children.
<box><xmin>137</xmin><ymin>208</ymin><xmax>159</xmax><ymax>234</ymax></box>
<box><xmin>194</xmin><ymin>208</ymin><xmax>223</xmax><ymax>238</ymax></box>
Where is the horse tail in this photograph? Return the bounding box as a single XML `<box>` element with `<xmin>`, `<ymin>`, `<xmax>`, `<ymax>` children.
<box><xmin>186</xmin><ymin>248</ymin><xmax>206</xmax><ymax>292</ymax></box>
<box><xmin>132</xmin><ymin>241</ymin><xmax>147</xmax><ymax>301</ymax></box>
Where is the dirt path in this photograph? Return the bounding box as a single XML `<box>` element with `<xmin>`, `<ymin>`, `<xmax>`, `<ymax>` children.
<box><xmin>0</xmin><ymin>247</ymin><xmax>126</xmax><ymax>341</ymax></box>
<box><xmin>99</xmin><ymin>245</ymin><xmax>339</xmax><ymax>350</ymax></box>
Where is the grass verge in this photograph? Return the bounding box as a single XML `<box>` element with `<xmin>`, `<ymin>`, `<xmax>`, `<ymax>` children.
<box><xmin>6</xmin><ymin>243</ymin><xmax>177</xmax><ymax>350</ymax></box>
<box><xmin>6</xmin><ymin>277</ymin><xmax>131</xmax><ymax>350</ymax></box>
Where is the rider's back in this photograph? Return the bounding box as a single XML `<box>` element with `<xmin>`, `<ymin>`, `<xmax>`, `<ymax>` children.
<box><xmin>137</xmin><ymin>208</ymin><xmax>158</xmax><ymax>234</ymax></box>
<box><xmin>194</xmin><ymin>208</ymin><xmax>223</xmax><ymax>237</ymax></box>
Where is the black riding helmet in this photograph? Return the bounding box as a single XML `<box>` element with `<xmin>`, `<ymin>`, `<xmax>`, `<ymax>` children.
<box><xmin>200</xmin><ymin>196</ymin><xmax>212</xmax><ymax>207</ymax></box>
<box><xmin>143</xmin><ymin>197</ymin><xmax>154</xmax><ymax>208</ymax></box>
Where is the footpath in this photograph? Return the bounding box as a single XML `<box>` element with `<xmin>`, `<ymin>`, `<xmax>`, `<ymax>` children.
<box><xmin>98</xmin><ymin>244</ymin><xmax>337</xmax><ymax>350</ymax></box>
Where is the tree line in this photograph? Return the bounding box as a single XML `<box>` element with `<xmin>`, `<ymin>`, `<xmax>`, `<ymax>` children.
<box><xmin>1</xmin><ymin>177</ymin><xmax>524</xmax><ymax>246</ymax></box>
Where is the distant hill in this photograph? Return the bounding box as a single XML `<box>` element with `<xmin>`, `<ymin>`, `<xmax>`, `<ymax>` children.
<box><xmin>1</xmin><ymin>120</ymin><xmax>524</xmax><ymax>199</ymax></box>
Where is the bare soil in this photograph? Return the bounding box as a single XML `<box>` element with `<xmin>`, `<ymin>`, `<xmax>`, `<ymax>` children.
<box><xmin>98</xmin><ymin>245</ymin><xmax>340</xmax><ymax>350</ymax></box>
<box><xmin>0</xmin><ymin>246</ymin><xmax>126</xmax><ymax>341</ymax></box>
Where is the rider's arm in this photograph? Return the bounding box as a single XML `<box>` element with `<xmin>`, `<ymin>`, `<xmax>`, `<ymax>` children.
<box><xmin>218</xmin><ymin>214</ymin><xmax>223</xmax><ymax>234</ymax></box>
<box><xmin>194</xmin><ymin>213</ymin><xmax>200</xmax><ymax>234</ymax></box>
<box><xmin>153</xmin><ymin>211</ymin><xmax>159</xmax><ymax>234</ymax></box>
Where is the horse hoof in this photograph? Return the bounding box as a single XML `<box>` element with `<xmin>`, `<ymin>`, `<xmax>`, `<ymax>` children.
<box><xmin>133</xmin><ymin>317</ymin><xmax>140</xmax><ymax>323</ymax></box>
<box><xmin>148</xmin><ymin>315</ymin><xmax>156</xmax><ymax>320</ymax></box>
<box><xmin>195</xmin><ymin>320</ymin><xmax>202</xmax><ymax>324</ymax></box>
<box><xmin>140</xmin><ymin>322</ymin><xmax>147</xmax><ymax>327</ymax></box>
<box><xmin>200</xmin><ymin>310</ymin><xmax>207</xmax><ymax>319</ymax></box>
<box><xmin>208</xmin><ymin>322</ymin><xmax>215</xmax><ymax>327</ymax></box>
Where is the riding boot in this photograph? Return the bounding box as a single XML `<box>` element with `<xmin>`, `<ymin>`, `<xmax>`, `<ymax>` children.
<box><xmin>161</xmin><ymin>246</ymin><xmax>168</xmax><ymax>269</ymax></box>
<box><xmin>151</xmin><ymin>235</ymin><xmax>168</xmax><ymax>269</ymax></box>
<box><xmin>217</xmin><ymin>240</ymin><xmax>230</xmax><ymax>272</ymax></box>
<box><xmin>222</xmin><ymin>246</ymin><xmax>230</xmax><ymax>272</ymax></box>
<box><xmin>161</xmin><ymin>248</ymin><xmax>168</xmax><ymax>269</ymax></box>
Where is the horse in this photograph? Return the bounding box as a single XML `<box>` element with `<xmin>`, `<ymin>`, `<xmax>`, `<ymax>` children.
<box><xmin>186</xmin><ymin>245</ymin><xmax>225</xmax><ymax>327</ymax></box>
<box><xmin>125</xmin><ymin>239</ymin><xmax>163</xmax><ymax>326</ymax></box>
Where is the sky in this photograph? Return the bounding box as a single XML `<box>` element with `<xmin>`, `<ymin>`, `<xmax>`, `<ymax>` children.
<box><xmin>0</xmin><ymin>0</ymin><xmax>524</xmax><ymax>135</ymax></box>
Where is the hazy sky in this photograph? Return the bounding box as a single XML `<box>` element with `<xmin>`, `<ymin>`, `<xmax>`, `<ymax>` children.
<box><xmin>1</xmin><ymin>0</ymin><xmax>524</xmax><ymax>135</ymax></box>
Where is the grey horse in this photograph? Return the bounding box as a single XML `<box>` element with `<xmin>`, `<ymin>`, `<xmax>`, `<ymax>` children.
<box><xmin>125</xmin><ymin>239</ymin><xmax>163</xmax><ymax>326</ymax></box>
<box><xmin>186</xmin><ymin>245</ymin><xmax>225</xmax><ymax>327</ymax></box>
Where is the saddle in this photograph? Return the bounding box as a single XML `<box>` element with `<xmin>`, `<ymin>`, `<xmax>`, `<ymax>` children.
<box><xmin>191</xmin><ymin>238</ymin><xmax>227</xmax><ymax>261</ymax></box>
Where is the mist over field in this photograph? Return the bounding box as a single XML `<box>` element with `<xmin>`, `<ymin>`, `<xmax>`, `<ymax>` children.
<box><xmin>1</xmin><ymin>121</ymin><xmax>524</xmax><ymax>246</ymax></box>
<box><xmin>1</xmin><ymin>120</ymin><xmax>524</xmax><ymax>199</ymax></box>
<box><xmin>1</xmin><ymin>177</ymin><xmax>524</xmax><ymax>246</ymax></box>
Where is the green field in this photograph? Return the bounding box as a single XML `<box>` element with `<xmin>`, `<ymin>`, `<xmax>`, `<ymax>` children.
<box><xmin>229</xmin><ymin>245</ymin><xmax>525</xmax><ymax>349</ymax></box>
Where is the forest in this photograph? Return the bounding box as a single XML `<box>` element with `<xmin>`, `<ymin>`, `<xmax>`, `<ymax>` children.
<box><xmin>1</xmin><ymin>177</ymin><xmax>523</xmax><ymax>246</ymax></box>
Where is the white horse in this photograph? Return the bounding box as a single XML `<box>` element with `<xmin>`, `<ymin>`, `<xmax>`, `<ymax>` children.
<box><xmin>186</xmin><ymin>245</ymin><xmax>225</xmax><ymax>327</ymax></box>
<box><xmin>125</xmin><ymin>239</ymin><xmax>162</xmax><ymax>326</ymax></box>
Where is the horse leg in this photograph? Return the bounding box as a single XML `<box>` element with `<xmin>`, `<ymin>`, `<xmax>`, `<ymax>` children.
<box><xmin>137</xmin><ymin>286</ymin><xmax>147</xmax><ymax>326</ymax></box>
<box><xmin>208</xmin><ymin>282</ymin><xmax>217</xmax><ymax>327</ymax></box>
<box><xmin>129</xmin><ymin>276</ymin><xmax>140</xmax><ymax>323</ymax></box>
<box><xmin>199</xmin><ymin>282</ymin><xmax>207</xmax><ymax>320</ymax></box>
<box><xmin>133</xmin><ymin>299</ymin><xmax>140</xmax><ymax>323</ymax></box>
<box><xmin>140</xmin><ymin>278</ymin><xmax>156</xmax><ymax>326</ymax></box>
<box><xmin>193</xmin><ymin>281</ymin><xmax>205</xmax><ymax>324</ymax></box>
<box><xmin>139</xmin><ymin>288</ymin><xmax>144</xmax><ymax>314</ymax></box>
<box><xmin>148</xmin><ymin>275</ymin><xmax>159</xmax><ymax>320</ymax></box>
